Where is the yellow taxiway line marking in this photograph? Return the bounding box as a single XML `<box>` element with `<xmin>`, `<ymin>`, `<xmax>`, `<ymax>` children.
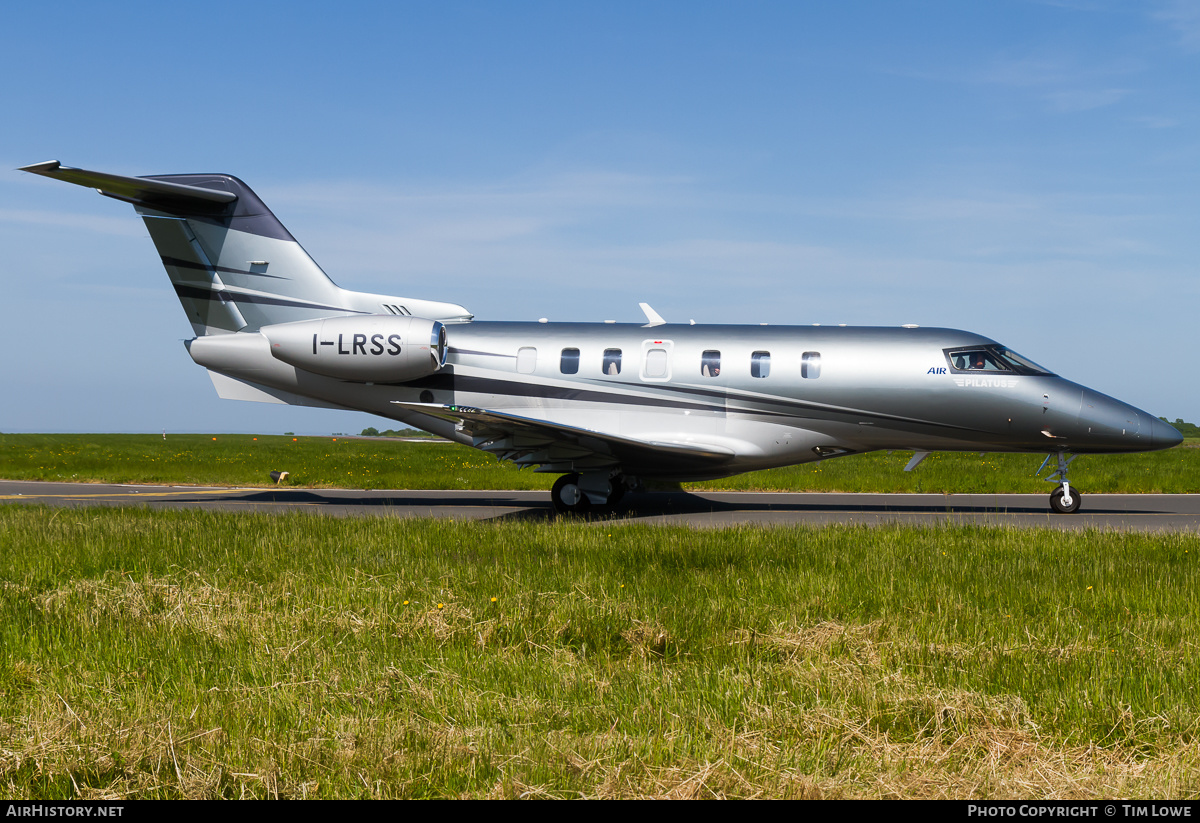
<box><xmin>0</xmin><ymin>489</ymin><xmax>255</xmax><ymax>500</ymax></box>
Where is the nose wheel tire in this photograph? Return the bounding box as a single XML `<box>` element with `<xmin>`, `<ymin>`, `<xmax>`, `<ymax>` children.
<box><xmin>1049</xmin><ymin>486</ymin><xmax>1082</xmax><ymax>514</ymax></box>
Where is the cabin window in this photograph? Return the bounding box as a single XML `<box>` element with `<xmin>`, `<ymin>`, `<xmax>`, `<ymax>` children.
<box><xmin>516</xmin><ymin>347</ymin><xmax>537</xmax><ymax>374</ymax></box>
<box><xmin>751</xmin><ymin>351</ymin><xmax>771</xmax><ymax>378</ymax></box>
<box><xmin>701</xmin><ymin>350</ymin><xmax>721</xmax><ymax>377</ymax></box>
<box><xmin>645</xmin><ymin>348</ymin><xmax>669</xmax><ymax>378</ymax></box>
<box><xmin>801</xmin><ymin>351</ymin><xmax>821</xmax><ymax>379</ymax></box>
<box><xmin>603</xmin><ymin>348</ymin><xmax>622</xmax><ymax>376</ymax></box>
<box><xmin>560</xmin><ymin>348</ymin><xmax>580</xmax><ymax>375</ymax></box>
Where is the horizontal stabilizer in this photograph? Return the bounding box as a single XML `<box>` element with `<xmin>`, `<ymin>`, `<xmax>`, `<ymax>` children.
<box><xmin>207</xmin><ymin>371</ymin><xmax>349</xmax><ymax>410</ymax></box>
<box><xmin>19</xmin><ymin>160</ymin><xmax>236</xmax><ymax>212</ymax></box>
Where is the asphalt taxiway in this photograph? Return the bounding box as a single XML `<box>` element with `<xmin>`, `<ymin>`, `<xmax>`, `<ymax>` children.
<box><xmin>3</xmin><ymin>480</ymin><xmax>1199</xmax><ymax>530</ymax></box>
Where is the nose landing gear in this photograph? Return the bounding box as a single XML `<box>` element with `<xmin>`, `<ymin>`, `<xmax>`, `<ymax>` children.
<box><xmin>1039</xmin><ymin>452</ymin><xmax>1081</xmax><ymax>514</ymax></box>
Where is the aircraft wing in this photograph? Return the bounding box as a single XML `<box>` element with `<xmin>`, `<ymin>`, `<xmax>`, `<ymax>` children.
<box><xmin>390</xmin><ymin>401</ymin><xmax>736</xmax><ymax>475</ymax></box>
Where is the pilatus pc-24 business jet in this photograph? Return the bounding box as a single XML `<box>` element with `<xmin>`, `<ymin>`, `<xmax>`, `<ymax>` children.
<box><xmin>22</xmin><ymin>161</ymin><xmax>1183</xmax><ymax>514</ymax></box>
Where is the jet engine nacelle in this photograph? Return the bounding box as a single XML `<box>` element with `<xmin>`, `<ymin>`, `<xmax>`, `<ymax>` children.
<box><xmin>261</xmin><ymin>316</ymin><xmax>447</xmax><ymax>382</ymax></box>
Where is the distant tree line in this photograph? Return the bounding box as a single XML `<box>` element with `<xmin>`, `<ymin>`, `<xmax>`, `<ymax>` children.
<box><xmin>1161</xmin><ymin>418</ymin><xmax>1200</xmax><ymax>437</ymax></box>
<box><xmin>360</xmin><ymin>427</ymin><xmax>439</xmax><ymax>438</ymax></box>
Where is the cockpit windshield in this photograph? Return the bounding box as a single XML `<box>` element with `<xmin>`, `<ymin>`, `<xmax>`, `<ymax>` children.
<box><xmin>945</xmin><ymin>345</ymin><xmax>1055</xmax><ymax>376</ymax></box>
<box><xmin>995</xmin><ymin>347</ymin><xmax>1053</xmax><ymax>375</ymax></box>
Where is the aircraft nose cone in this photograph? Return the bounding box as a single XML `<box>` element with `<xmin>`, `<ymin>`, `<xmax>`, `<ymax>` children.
<box><xmin>1079</xmin><ymin>390</ymin><xmax>1140</xmax><ymax>440</ymax></box>
<box><xmin>1077</xmin><ymin>391</ymin><xmax>1182</xmax><ymax>452</ymax></box>
<box><xmin>1150</xmin><ymin>417</ymin><xmax>1184</xmax><ymax>450</ymax></box>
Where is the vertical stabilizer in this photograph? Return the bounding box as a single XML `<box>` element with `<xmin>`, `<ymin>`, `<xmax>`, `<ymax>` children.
<box><xmin>135</xmin><ymin>172</ymin><xmax>352</xmax><ymax>335</ymax></box>
<box><xmin>19</xmin><ymin>161</ymin><xmax>472</xmax><ymax>336</ymax></box>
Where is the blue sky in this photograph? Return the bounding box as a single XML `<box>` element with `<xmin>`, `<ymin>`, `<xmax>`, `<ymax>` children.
<box><xmin>2</xmin><ymin>1</ymin><xmax>1197</xmax><ymax>433</ymax></box>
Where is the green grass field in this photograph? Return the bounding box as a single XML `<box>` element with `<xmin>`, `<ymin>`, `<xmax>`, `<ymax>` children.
<box><xmin>1</xmin><ymin>506</ymin><xmax>1198</xmax><ymax>798</ymax></box>
<box><xmin>4</xmin><ymin>433</ymin><xmax>1197</xmax><ymax>797</ymax></box>
<box><xmin>3</xmin><ymin>433</ymin><xmax>1199</xmax><ymax>493</ymax></box>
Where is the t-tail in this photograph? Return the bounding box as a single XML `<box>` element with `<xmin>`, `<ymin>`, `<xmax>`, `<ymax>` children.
<box><xmin>19</xmin><ymin>161</ymin><xmax>472</xmax><ymax>336</ymax></box>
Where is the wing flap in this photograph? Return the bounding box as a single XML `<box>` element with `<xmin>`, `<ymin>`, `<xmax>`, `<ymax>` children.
<box><xmin>390</xmin><ymin>400</ymin><xmax>735</xmax><ymax>474</ymax></box>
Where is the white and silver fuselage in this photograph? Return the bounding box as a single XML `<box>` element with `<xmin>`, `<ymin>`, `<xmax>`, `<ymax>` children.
<box><xmin>189</xmin><ymin>320</ymin><xmax>1178</xmax><ymax>480</ymax></box>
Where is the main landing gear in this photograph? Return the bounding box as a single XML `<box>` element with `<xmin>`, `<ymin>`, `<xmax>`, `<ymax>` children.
<box><xmin>1039</xmin><ymin>452</ymin><xmax>1081</xmax><ymax>514</ymax></box>
<box><xmin>551</xmin><ymin>472</ymin><xmax>628</xmax><ymax>515</ymax></box>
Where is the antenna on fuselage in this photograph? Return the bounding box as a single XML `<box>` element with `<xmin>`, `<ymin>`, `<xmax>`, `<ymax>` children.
<box><xmin>639</xmin><ymin>303</ymin><xmax>666</xmax><ymax>327</ymax></box>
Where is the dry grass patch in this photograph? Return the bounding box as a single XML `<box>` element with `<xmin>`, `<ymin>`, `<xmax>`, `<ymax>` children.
<box><xmin>736</xmin><ymin>619</ymin><xmax>884</xmax><ymax>665</ymax></box>
<box><xmin>620</xmin><ymin>620</ymin><xmax>675</xmax><ymax>658</ymax></box>
<box><xmin>34</xmin><ymin>572</ymin><xmax>259</xmax><ymax>640</ymax></box>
